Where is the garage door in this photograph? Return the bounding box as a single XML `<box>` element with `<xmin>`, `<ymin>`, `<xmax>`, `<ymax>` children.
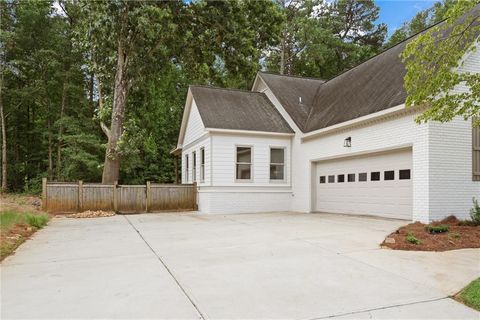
<box><xmin>314</xmin><ymin>148</ymin><xmax>412</xmax><ymax>220</ymax></box>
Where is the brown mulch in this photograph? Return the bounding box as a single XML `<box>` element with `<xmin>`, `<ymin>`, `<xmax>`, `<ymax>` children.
<box><xmin>381</xmin><ymin>216</ymin><xmax>480</xmax><ymax>251</ymax></box>
<box><xmin>67</xmin><ymin>210</ymin><xmax>116</xmax><ymax>218</ymax></box>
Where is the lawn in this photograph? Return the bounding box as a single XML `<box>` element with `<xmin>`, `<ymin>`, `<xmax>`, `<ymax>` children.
<box><xmin>456</xmin><ymin>278</ymin><xmax>480</xmax><ymax>311</ymax></box>
<box><xmin>0</xmin><ymin>194</ymin><xmax>49</xmax><ymax>261</ymax></box>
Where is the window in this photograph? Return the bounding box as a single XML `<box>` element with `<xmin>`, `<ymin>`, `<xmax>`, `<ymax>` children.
<box><xmin>384</xmin><ymin>170</ymin><xmax>395</xmax><ymax>180</ymax></box>
<box><xmin>200</xmin><ymin>148</ymin><xmax>205</xmax><ymax>182</ymax></box>
<box><xmin>328</xmin><ymin>175</ymin><xmax>335</xmax><ymax>183</ymax></box>
<box><xmin>473</xmin><ymin>123</ymin><xmax>480</xmax><ymax>181</ymax></box>
<box><xmin>337</xmin><ymin>174</ymin><xmax>345</xmax><ymax>183</ymax></box>
<box><xmin>371</xmin><ymin>172</ymin><xmax>380</xmax><ymax>181</ymax></box>
<box><xmin>270</xmin><ymin>148</ymin><xmax>285</xmax><ymax>180</ymax></box>
<box><xmin>185</xmin><ymin>154</ymin><xmax>189</xmax><ymax>182</ymax></box>
<box><xmin>347</xmin><ymin>173</ymin><xmax>355</xmax><ymax>182</ymax></box>
<box><xmin>399</xmin><ymin>169</ymin><xmax>411</xmax><ymax>180</ymax></box>
<box><xmin>236</xmin><ymin>146</ymin><xmax>252</xmax><ymax>180</ymax></box>
<box><xmin>319</xmin><ymin>176</ymin><xmax>326</xmax><ymax>184</ymax></box>
<box><xmin>359</xmin><ymin>173</ymin><xmax>367</xmax><ymax>182</ymax></box>
<box><xmin>192</xmin><ymin>152</ymin><xmax>196</xmax><ymax>182</ymax></box>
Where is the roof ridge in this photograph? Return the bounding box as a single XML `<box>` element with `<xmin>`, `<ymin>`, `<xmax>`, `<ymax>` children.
<box><xmin>189</xmin><ymin>85</ymin><xmax>265</xmax><ymax>95</ymax></box>
<box><xmin>258</xmin><ymin>71</ymin><xmax>326</xmax><ymax>82</ymax></box>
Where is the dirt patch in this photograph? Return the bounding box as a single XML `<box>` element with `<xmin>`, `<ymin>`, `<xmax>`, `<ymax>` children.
<box><xmin>381</xmin><ymin>216</ymin><xmax>480</xmax><ymax>251</ymax></box>
<box><xmin>0</xmin><ymin>221</ymin><xmax>37</xmax><ymax>261</ymax></box>
<box><xmin>67</xmin><ymin>210</ymin><xmax>115</xmax><ymax>218</ymax></box>
<box><xmin>0</xmin><ymin>194</ymin><xmax>42</xmax><ymax>213</ymax></box>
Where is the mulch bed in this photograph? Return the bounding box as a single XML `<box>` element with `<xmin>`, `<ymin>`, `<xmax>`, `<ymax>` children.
<box><xmin>381</xmin><ymin>216</ymin><xmax>480</xmax><ymax>251</ymax></box>
<box><xmin>67</xmin><ymin>210</ymin><xmax>115</xmax><ymax>218</ymax></box>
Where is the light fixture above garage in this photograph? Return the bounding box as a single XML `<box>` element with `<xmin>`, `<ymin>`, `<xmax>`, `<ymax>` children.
<box><xmin>344</xmin><ymin>137</ymin><xmax>351</xmax><ymax>148</ymax></box>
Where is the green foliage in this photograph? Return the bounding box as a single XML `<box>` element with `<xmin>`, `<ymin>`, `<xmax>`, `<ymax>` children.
<box><xmin>0</xmin><ymin>211</ymin><xmax>25</xmax><ymax>230</ymax></box>
<box><xmin>470</xmin><ymin>197</ymin><xmax>480</xmax><ymax>225</ymax></box>
<box><xmin>425</xmin><ymin>224</ymin><xmax>449</xmax><ymax>234</ymax></box>
<box><xmin>458</xmin><ymin>278</ymin><xmax>480</xmax><ymax>311</ymax></box>
<box><xmin>402</xmin><ymin>1</ymin><xmax>480</xmax><ymax>125</ymax></box>
<box><xmin>405</xmin><ymin>232</ymin><xmax>421</xmax><ymax>245</ymax></box>
<box><xmin>25</xmin><ymin>213</ymin><xmax>49</xmax><ymax>229</ymax></box>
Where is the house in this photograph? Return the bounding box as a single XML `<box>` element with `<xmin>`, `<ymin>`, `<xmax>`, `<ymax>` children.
<box><xmin>173</xmin><ymin>19</ymin><xmax>480</xmax><ymax>223</ymax></box>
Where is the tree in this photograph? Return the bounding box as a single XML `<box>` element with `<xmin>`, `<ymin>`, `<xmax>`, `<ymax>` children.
<box><xmin>266</xmin><ymin>0</ymin><xmax>387</xmax><ymax>79</ymax></box>
<box><xmin>384</xmin><ymin>0</ymin><xmax>457</xmax><ymax>48</ymax></box>
<box><xmin>76</xmin><ymin>1</ymin><xmax>179</xmax><ymax>183</ymax></box>
<box><xmin>401</xmin><ymin>2</ymin><xmax>480</xmax><ymax>125</ymax></box>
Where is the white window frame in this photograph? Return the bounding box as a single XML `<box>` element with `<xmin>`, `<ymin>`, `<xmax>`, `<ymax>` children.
<box><xmin>192</xmin><ymin>151</ymin><xmax>197</xmax><ymax>182</ymax></box>
<box><xmin>185</xmin><ymin>154</ymin><xmax>189</xmax><ymax>183</ymax></box>
<box><xmin>200</xmin><ymin>147</ymin><xmax>205</xmax><ymax>183</ymax></box>
<box><xmin>235</xmin><ymin>145</ymin><xmax>253</xmax><ymax>182</ymax></box>
<box><xmin>269</xmin><ymin>146</ymin><xmax>286</xmax><ymax>182</ymax></box>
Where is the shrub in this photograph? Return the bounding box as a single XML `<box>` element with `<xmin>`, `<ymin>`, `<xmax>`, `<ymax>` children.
<box><xmin>469</xmin><ymin>197</ymin><xmax>480</xmax><ymax>225</ymax></box>
<box><xmin>406</xmin><ymin>232</ymin><xmax>421</xmax><ymax>245</ymax></box>
<box><xmin>425</xmin><ymin>224</ymin><xmax>449</xmax><ymax>234</ymax></box>
<box><xmin>25</xmin><ymin>214</ymin><xmax>49</xmax><ymax>229</ymax></box>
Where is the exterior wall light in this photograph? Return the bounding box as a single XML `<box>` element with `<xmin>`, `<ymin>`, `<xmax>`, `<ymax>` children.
<box><xmin>344</xmin><ymin>137</ymin><xmax>352</xmax><ymax>147</ymax></box>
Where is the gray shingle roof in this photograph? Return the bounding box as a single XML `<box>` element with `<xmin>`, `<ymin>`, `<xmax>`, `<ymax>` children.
<box><xmin>257</xmin><ymin>72</ymin><xmax>325</xmax><ymax>131</ymax></box>
<box><xmin>190</xmin><ymin>86</ymin><xmax>294</xmax><ymax>134</ymax></box>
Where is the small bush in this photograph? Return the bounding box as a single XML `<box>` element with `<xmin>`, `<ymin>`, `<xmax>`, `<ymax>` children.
<box><xmin>25</xmin><ymin>214</ymin><xmax>49</xmax><ymax>229</ymax></box>
<box><xmin>469</xmin><ymin>197</ymin><xmax>480</xmax><ymax>225</ymax></box>
<box><xmin>425</xmin><ymin>224</ymin><xmax>449</xmax><ymax>234</ymax></box>
<box><xmin>406</xmin><ymin>232</ymin><xmax>421</xmax><ymax>245</ymax></box>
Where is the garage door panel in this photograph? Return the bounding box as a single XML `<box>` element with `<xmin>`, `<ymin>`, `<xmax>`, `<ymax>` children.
<box><xmin>314</xmin><ymin>149</ymin><xmax>412</xmax><ymax>220</ymax></box>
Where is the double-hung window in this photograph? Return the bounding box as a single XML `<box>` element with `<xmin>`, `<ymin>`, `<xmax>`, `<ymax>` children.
<box><xmin>270</xmin><ymin>148</ymin><xmax>285</xmax><ymax>180</ymax></box>
<box><xmin>185</xmin><ymin>154</ymin><xmax>189</xmax><ymax>183</ymax></box>
<box><xmin>192</xmin><ymin>151</ymin><xmax>197</xmax><ymax>182</ymax></box>
<box><xmin>200</xmin><ymin>148</ymin><xmax>205</xmax><ymax>182</ymax></box>
<box><xmin>236</xmin><ymin>146</ymin><xmax>252</xmax><ymax>180</ymax></box>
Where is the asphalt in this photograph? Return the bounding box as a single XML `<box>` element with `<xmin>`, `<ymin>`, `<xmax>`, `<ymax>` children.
<box><xmin>1</xmin><ymin>212</ymin><xmax>479</xmax><ymax>319</ymax></box>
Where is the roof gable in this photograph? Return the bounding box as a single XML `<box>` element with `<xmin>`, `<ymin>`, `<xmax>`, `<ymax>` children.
<box><xmin>190</xmin><ymin>86</ymin><xmax>294</xmax><ymax>134</ymax></box>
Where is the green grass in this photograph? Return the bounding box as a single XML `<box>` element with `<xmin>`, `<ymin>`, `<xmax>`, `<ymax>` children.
<box><xmin>0</xmin><ymin>211</ymin><xmax>49</xmax><ymax>230</ymax></box>
<box><xmin>0</xmin><ymin>211</ymin><xmax>49</xmax><ymax>261</ymax></box>
<box><xmin>457</xmin><ymin>278</ymin><xmax>480</xmax><ymax>311</ymax></box>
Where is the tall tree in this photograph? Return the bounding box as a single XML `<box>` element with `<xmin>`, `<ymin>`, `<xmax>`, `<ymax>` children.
<box><xmin>402</xmin><ymin>1</ymin><xmax>480</xmax><ymax>124</ymax></box>
<box><xmin>76</xmin><ymin>1</ymin><xmax>179</xmax><ymax>183</ymax></box>
<box><xmin>266</xmin><ymin>0</ymin><xmax>387</xmax><ymax>78</ymax></box>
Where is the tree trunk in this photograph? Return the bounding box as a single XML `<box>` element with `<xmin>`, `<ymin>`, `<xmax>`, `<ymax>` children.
<box><xmin>102</xmin><ymin>40</ymin><xmax>128</xmax><ymax>184</ymax></box>
<box><xmin>279</xmin><ymin>0</ymin><xmax>286</xmax><ymax>75</ymax></box>
<box><xmin>47</xmin><ymin>118</ymin><xmax>53</xmax><ymax>180</ymax></box>
<box><xmin>56</xmin><ymin>79</ymin><xmax>67</xmax><ymax>179</ymax></box>
<box><xmin>0</xmin><ymin>73</ymin><xmax>6</xmax><ymax>192</ymax></box>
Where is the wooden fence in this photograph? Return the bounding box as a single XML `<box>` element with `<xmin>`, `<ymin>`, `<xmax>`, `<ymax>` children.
<box><xmin>42</xmin><ymin>178</ymin><xmax>197</xmax><ymax>214</ymax></box>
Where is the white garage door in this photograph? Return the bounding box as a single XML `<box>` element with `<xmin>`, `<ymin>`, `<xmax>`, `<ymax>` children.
<box><xmin>314</xmin><ymin>148</ymin><xmax>412</xmax><ymax>220</ymax></box>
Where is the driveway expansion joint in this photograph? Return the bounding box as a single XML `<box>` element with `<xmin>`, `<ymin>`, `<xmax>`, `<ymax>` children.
<box><xmin>123</xmin><ymin>215</ymin><xmax>207</xmax><ymax>320</ymax></box>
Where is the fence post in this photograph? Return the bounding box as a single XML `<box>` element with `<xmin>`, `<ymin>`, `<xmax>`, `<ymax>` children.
<box><xmin>193</xmin><ymin>181</ymin><xmax>197</xmax><ymax>210</ymax></box>
<box><xmin>113</xmin><ymin>181</ymin><xmax>118</xmax><ymax>212</ymax></box>
<box><xmin>146</xmin><ymin>181</ymin><xmax>151</xmax><ymax>213</ymax></box>
<box><xmin>78</xmin><ymin>180</ymin><xmax>83</xmax><ymax>212</ymax></box>
<box><xmin>42</xmin><ymin>178</ymin><xmax>47</xmax><ymax>211</ymax></box>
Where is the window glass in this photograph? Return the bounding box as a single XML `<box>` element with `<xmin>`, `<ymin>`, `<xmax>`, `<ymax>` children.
<box><xmin>192</xmin><ymin>152</ymin><xmax>196</xmax><ymax>182</ymax></box>
<box><xmin>371</xmin><ymin>172</ymin><xmax>380</xmax><ymax>181</ymax></box>
<box><xmin>236</xmin><ymin>147</ymin><xmax>252</xmax><ymax>180</ymax></box>
<box><xmin>185</xmin><ymin>155</ymin><xmax>189</xmax><ymax>182</ymax></box>
<box><xmin>328</xmin><ymin>175</ymin><xmax>335</xmax><ymax>183</ymax></box>
<box><xmin>348</xmin><ymin>173</ymin><xmax>355</xmax><ymax>182</ymax></box>
<box><xmin>337</xmin><ymin>174</ymin><xmax>345</xmax><ymax>183</ymax></box>
<box><xmin>270</xmin><ymin>148</ymin><xmax>285</xmax><ymax>180</ymax></box>
<box><xmin>384</xmin><ymin>170</ymin><xmax>394</xmax><ymax>180</ymax></box>
<box><xmin>200</xmin><ymin>148</ymin><xmax>205</xmax><ymax>182</ymax></box>
<box><xmin>399</xmin><ymin>169</ymin><xmax>411</xmax><ymax>180</ymax></box>
<box><xmin>359</xmin><ymin>173</ymin><xmax>367</xmax><ymax>181</ymax></box>
<box><xmin>319</xmin><ymin>176</ymin><xmax>326</xmax><ymax>184</ymax></box>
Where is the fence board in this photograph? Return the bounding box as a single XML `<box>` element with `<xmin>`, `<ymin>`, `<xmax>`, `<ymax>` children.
<box><xmin>43</xmin><ymin>180</ymin><xmax>197</xmax><ymax>213</ymax></box>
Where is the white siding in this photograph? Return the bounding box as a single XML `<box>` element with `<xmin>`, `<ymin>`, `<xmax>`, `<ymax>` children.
<box><xmin>210</xmin><ymin>133</ymin><xmax>291</xmax><ymax>186</ymax></box>
<box><xmin>428</xmin><ymin>118</ymin><xmax>479</xmax><ymax>220</ymax></box>
<box><xmin>181</xmin><ymin>136</ymin><xmax>211</xmax><ymax>186</ymax></box>
<box><xmin>183</xmin><ymin>99</ymin><xmax>205</xmax><ymax>146</ymax></box>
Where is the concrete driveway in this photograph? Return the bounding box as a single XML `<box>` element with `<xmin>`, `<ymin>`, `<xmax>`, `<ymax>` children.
<box><xmin>1</xmin><ymin>212</ymin><xmax>479</xmax><ymax>319</ymax></box>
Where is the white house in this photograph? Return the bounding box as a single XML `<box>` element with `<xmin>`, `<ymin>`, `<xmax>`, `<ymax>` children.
<box><xmin>173</xmin><ymin>18</ymin><xmax>480</xmax><ymax>223</ymax></box>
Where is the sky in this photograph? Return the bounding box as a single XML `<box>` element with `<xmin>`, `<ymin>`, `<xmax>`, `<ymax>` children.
<box><xmin>376</xmin><ymin>0</ymin><xmax>438</xmax><ymax>36</ymax></box>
